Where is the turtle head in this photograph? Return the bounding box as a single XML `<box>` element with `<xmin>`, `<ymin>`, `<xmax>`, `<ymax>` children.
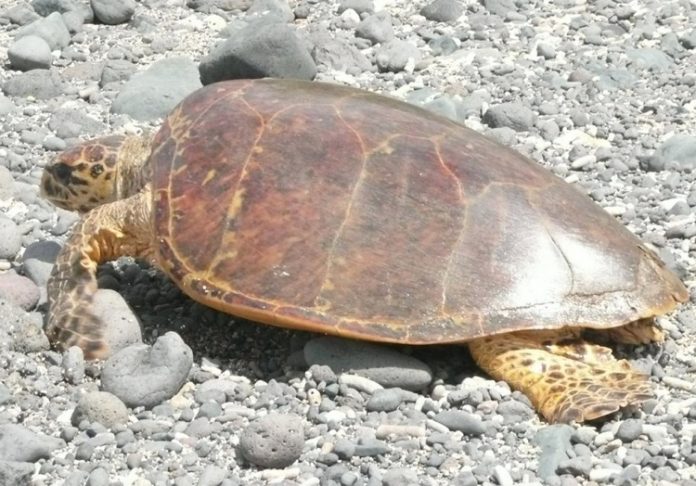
<box><xmin>41</xmin><ymin>134</ymin><xmax>151</xmax><ymax>213</ymax></box>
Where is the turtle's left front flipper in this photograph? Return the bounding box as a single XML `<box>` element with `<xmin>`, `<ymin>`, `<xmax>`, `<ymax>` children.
<box><xmin>45</xmin><ymin>189</ymin><xmax>153</xmax><ymax>359</ymax></box>
<box><xmin>468</xmin><ymin>332</ymin><xmax>653</xmax><ymax>423</ymax></box>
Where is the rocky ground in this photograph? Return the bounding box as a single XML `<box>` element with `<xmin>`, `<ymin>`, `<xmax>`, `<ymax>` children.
<box><xmin>0</xmin><ymin>0</ymin><xmax>695</xmax><ymax>485</ymax></box>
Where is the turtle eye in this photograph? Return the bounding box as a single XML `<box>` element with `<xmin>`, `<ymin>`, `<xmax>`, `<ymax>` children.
<box><xmin>90</xmin><ymin>164</ymin><xmax>104</xmax><ymax>178</ymax></box>
<box><xmin>53</xmin><ymin>163</ymin><xmax>72</xmax><ymax>184</ymax></box>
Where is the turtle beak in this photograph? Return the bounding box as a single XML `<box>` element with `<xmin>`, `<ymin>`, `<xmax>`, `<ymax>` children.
<box><xmin>41</xmin><ymin>163</ymin><xmax>75</xmax><ymax>208</ymax></box>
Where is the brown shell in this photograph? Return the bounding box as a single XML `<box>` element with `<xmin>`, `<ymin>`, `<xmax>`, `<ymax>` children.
<box><xmin>150</xmin><ymin>79</ymin><xmax>687</xmax><ymax>344</ymax></box>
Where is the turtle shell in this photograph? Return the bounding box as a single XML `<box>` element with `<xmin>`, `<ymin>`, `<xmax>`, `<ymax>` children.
<box><xmin>150</xmin><ymin>79</ymin><xmax>687</xmax><ymax>344</ymax></box>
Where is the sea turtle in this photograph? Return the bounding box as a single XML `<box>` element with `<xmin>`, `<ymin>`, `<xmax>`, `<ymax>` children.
<box><xmin>41</xmin><ymin>79</ymin><xmax>688</xmax><ymax>423</ymax></box>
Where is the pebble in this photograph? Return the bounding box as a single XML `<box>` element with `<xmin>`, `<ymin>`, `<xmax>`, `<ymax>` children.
<box><xmin>305</xmin><ymin>337</ymin><xmax>432</xmax><ymax>391</ymax></box>
<box><xmin>535</xmin><ymin>424</ymin><xmax>573</xmax><ymax>480</ymax></box>
<box><xmin>0</xmin><ymin>216</ymin><xmax>22</xmax><ymax>260</ymax></box>
<box><xmin>615</xmin><ymin>419</ymin><xmax>643</xmax><ymax>443</ymax></box>
<box><xmin>365</xmin><ymin>387</ymin><xmax>416</xmax><ymax>412</ymax></box>
<box><xmin>338</xmin><ymin>0</ymin><xmax>373</xmax><ymax>14</ymax></box>
<box><xmin>111</xmin><ymin>56</ymin><xmax>202</xmax><ymax>121</ymax></box>
<box><xmin>71</xmin><ymin>391</ymin><xmax>129</xmax><ymax>429</ymax></box>
<box><xmin>0</xmin><ymin>461</ymin><xmax>34</xmax><ymax>484</ymax></box>
<box><xmin>644</xmin><ymin>134</ymin><xmax>696</xmax><ymax>171</ymax></box>
<box><xmin>239</xmin><ymin>413</ymin><xmax>304</xmax><ymax>468</ymax></box>
<box><xmin>22</xmin><ymin>240</ymin><xmax>61</xmax><ymax>289</ymax></box>
<box><xmin>7</xmin><ymin>35</ymin><xmax>53</xmax><ymax>71</ymax></box>
<box><xmin>0</xmin><ymin>273</ymin><xmax>40</xmax><ymax>311</ymax></box>
<box><xmin>0</xmin><ymin>424</ymin><xmax>64</xmax><ymax>462</ymax></box>
<box><xmin>101</xmin><ymin>332</ymin><xmax>193</xmax><ymax>408</ymax></box>
<box><xmin>355</xmin><ymin>12</ymin><xmax>394</xmax><ymax>44</ymax></box>
<box><xmin>483</xmin><ymin>102</ymin><xmax>536</xmax><ymax>131</ymax></box>
<box><xmin>3</xmin><ymin>69</ymin><xmax>64</xmax><ymax>99</ymax></box>
<box><xmin>91</xmin><ymin>0</ymin><xmax>136</xmax><ymax>25</ymax></box>
<box><xmin>431</xmin><ymin>410</ymin><xmax>486</xmax><ymax>436</ymax></box>
<box><xmin>62</xmin><ymin>346</ymin><xmax>86</xmax><ymax>384</ymax></box>
<box><xmin>91</xmin><ymin>289</ymin><xmax>143</xmax><ymax>356</ymax></box>
<box><xmin>199</xmin><ymin>22</ymin><xmax>317</xmax><ymax>85</ymax></box>
<box><xmin>420</xmin><ymin>0</ymin><xmax>463</xmax><ymax>23</ymax></box>
<box><xmin>375</xmin><ymin>39</ymin><xmax>421</xmax><ymax>73</ymax></box>
<box><xmin>15</xmin><ymin>12</ymin><xmax>70</xmax><ymax>50</ymax></box>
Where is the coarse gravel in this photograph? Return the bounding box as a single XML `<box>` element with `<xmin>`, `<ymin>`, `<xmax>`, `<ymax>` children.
<box><xmin>0</xmin><ymin>0</ymin><xmax>695</xmax><ymax>485</ymax></box>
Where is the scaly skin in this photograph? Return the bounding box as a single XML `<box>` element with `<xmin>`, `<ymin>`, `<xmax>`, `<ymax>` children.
<box><xmin>41</xmin><ymin>135</ymin><xmax>153</xmax><ymax>358</ymax></box>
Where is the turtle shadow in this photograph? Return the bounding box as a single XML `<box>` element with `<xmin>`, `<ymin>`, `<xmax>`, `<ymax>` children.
<box><xmin>97</xmin><ymin>258</ymin><xmax>474</xmax><ymax>386</ymax></box>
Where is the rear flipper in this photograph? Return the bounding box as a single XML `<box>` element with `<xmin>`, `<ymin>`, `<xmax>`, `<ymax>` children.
<box><xmin>468</xmin><ymin>332</ymin><xmax>653</xmax><ymax>423</ymax></box>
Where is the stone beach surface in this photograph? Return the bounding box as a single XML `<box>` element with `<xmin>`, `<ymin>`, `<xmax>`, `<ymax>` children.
<box><xmin>0</xmin><ymin>0</ymin><xmax>695</xmax><ymax>485</ymax></box>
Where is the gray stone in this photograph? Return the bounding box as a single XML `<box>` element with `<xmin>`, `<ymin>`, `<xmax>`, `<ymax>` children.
<box><xmin>366</xmin><ymin>388</ymin><xmax>416</xmax><ymax>412</ymax></box>
<box><xmin>0</xmin><ymin>461</ymin><xmax>35</xmax><ymax>485</ymax></box>
<box><xmin>0</xmin><ymin>424</ymin><xmax>64</xmax><ymax>462</ymax></box>
<box><xmin>375</xmin><ymin>40</ymin><xmax>421</xmax><ymax>72</ymax></box>
<box><xmin>483</xmin><ymin>0</ymin><xmax>516</xmax><ymax>16</ymax></box>
<box><xmin>338</xmin><ymin>0</ymin><xmax>373</xmax><ymax>14</ymax></box>
<box><xmin>247</xmin><ymin>0</ymin><xmax>293</xmax><ymax>22</ymax></box>
<box><xmin>428</xmin><ymin>35</ymin><xmax>458</xmax><ymax>56</ymax></box>
<box><xmin>593</xmin><ymin>68</ymin><xmax>638</xmax><ymax>91</ymax></box>
<box><xmin>497</xmin><ymin>399</ymin><xmax>535</xmax><ymax>424</ymax></box>
<box><xmin>304</xmin><ymin>337</ymin><xmax>432</xmax><ymax>391</ymax></box>
<box><xmin>8</xmin><ymin>35</ymin><xmax>52</xmax><ymax>71</ymax></box>
<box><xmin>0</xmin><ymin>273</ymin><xmax>40</xmax><ymax>311</ymax></box>
<box><xmin>199</xmin><ymin>465</ymin><xmax>226</xmax><ymax>486</ymax></box>
<box><xmin>92</xmin><ymin>289</ymin><xmax>143</xmax><ymax>357</ymax></box>
<box><xmin>11</xmin><ymin>309</ymin><xmax>50</xmax><ymax>354</ymax></box>
<box><xmin>431</xmin><ymin>411</ymin><xmax>486</xmax><ymax>436</ymax></box>
<box><xmin>2</xmin><ymin>69</ymin><xmax>65</xmax><ymax>99</ymax></box>
<box><xmin>61</xmin><ymin>10</ymin><xmax>86</xmax><ymax>33</ymax></box>
<box><xmin>0</xmin><ymin>217</ymin><xmax>21</xmax><ymax>260</ymax></box>
<box><xmin>62</xmin><ymin>346</ymin><xmax>85</xmax><ymax>384</ymax></box>
<box><xmin>311</xmin><ymin>34</ymin><xmax>372</xmax><ymax>74</ymax></box>
<box><xmin>0</xmin><ymin>96</ymin><xmax>16</xmax><ymax>116</ymax></box>
<box><xmin>199</xmin><ymin>22</ymin><xmax>316</xmax><ymax>84</ymax></box>
<box><xmin>71</xmin><ymin>391</ymin><xmax>129</xmax><ymax>429</ymax></box>
<box><xmin>0</xmin><ymin>298</ymin><xmax>47</xmax><ymax>353</ymax></box>
<box><xmin>15</xmin><ymin>12</ymin><xmax>70</xmax><ymax>50</ymax></box>
<box><xmin>537</xmin><ymin>42</ymin><xmax>556</xmax><ymax>59</ymax></box>
<box><xmin>100</xmin><ymin>59</ymin><xmax>137</xmax><ymax>87</ymax></box>
<box><xmin>0</xmin><ymin>167</ymin><xmax>13</xmax><ymax>200</ymax></box>
<box><xmin>355</xmin><ymin>12</ymin><xmax>393</xmax><ymax>44</ymax></box>
<box><xmin>557</xmin><ymin>457</ymin><xmax>591</xmax><ymax>478</ymax></box>
<box><xmin>91</xmin><ymin>0</ymin><xmax>135</xmax><ymax>25</ymax></box>
<box><xmin>627</xmin><ymin>48</ymin><xmax>673</xmax><ymax>72</ymax></box>
<box><xmin>186</xmin><ymin>0</ymin><xmax>253</xmax><ymax>13</ymax></box>
<box><xmin>615</xmin><ymin>418</ymin><xmax>643</xmax><ymax>442</ymax></box>
<box><xmin>483</xmin><ymin>102</ymin><xmax>536</xmax><ymax>131</ymax></box>
<box><xmin>22</xmin><ymin>240</ymin><xmax>61</xmax><ymax>288</ymax></box>
<box><xmin>239</xmin><ymin>413</ymin><xmax>304</xmax><ymax>468</ymax></box>
<box><xmin>48</xmin><ymin>107</ymin><xmax>106</xmax><ymax>139</ymax></box>
<box><xmin>644</xmin><ymin>134</ymin><xmax>696</xmax><ymax>171</ymax></box>
<box><xmin>4</xmin><ymin>4</ymin><xmax>40</xmax><ymax>25</ymax></box>
<box><xmin>101</xmin><ymin>332</ymin><xmax>193</xmax><ymax>408</ymax></box>
<box><xmin>111</xmin><ymin>57</ymin><xmax>201</xmax><ymax>121</ymax></box>
<box><xmin>535</xmin><ymin>424</ymin><xmax>573</xmax><ymax>480</ymax></box>
<box><xmin>681</xmin><ymin>30</ymin><xmax>696</xmax><ymax>50</ymax></box>
<box><xmin>420</xmin><ymin>0</ymin><xmax>463</xmax><ymax>23</ymax></box>
<box><xmin>383</xmin><ymin>468</ymin><xmax>418</xmax><ymax>486</ymax></box>
<box><xmin>87</xmin><ymin>467</ymin><xmax>109</xmax><ymax>486</ymax></box>
<box><xmin>32</xmin><ymin>0</ymin><xmax>91</xmax><ymax>18</ymax></box>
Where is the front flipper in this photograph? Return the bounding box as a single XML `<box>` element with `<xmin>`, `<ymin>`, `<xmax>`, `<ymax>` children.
<box><xmin>468</xmin><ymin>332</ymin><xmax>652</xmax><ymax>423</ymax></box>
<box><xmin>45</xmin><ymin>190</ymin><xmax>152</xmax><ymax>359</ymax></box>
